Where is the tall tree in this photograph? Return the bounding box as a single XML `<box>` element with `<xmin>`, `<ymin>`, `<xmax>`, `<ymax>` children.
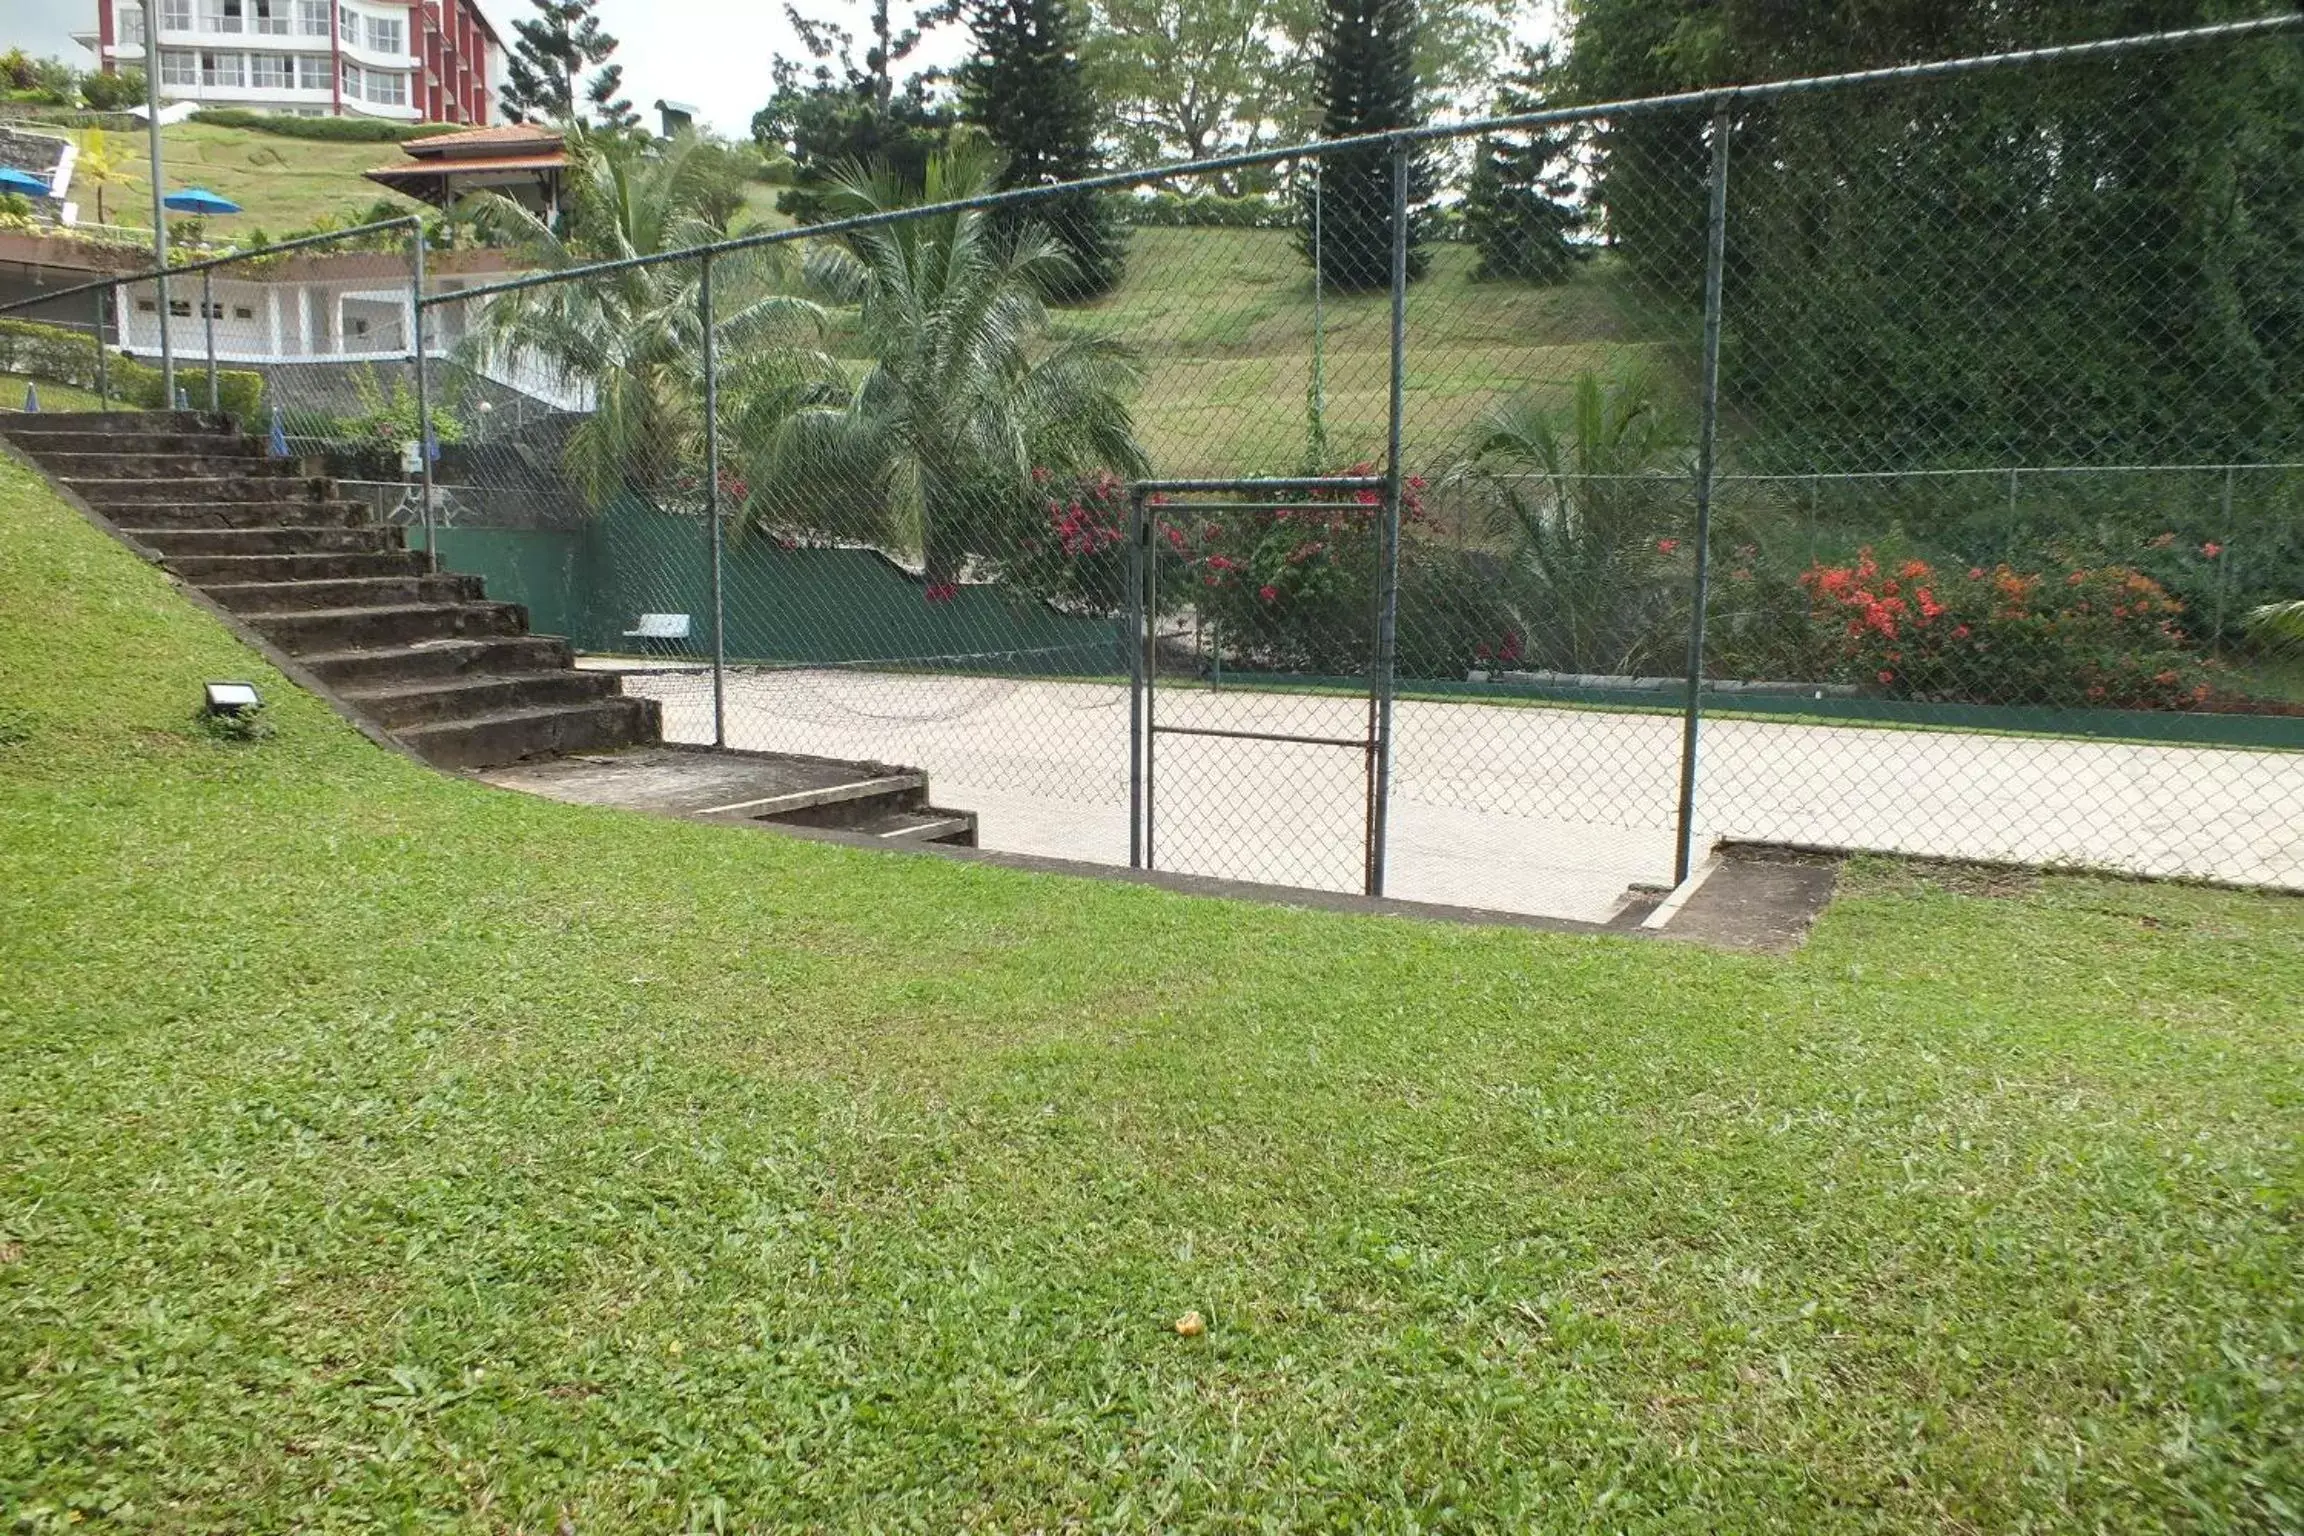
<box><xmin>499</xmin><ymin>0</ymin><xmax>635</xmax><ymax>129</ymax></box>
<box><xmin>956</xmin><ymin>0</ymin><xmax>1126</xmax><ymax>298</ymax></box>
<box><xmin>1298</xmin><ymin>0</ymin><xmax>1429</xmax><ymax>292</ymax></box>
<box><xmin>1084</xmin><ymin>0</ymin><xmax>1506</xmax><ymax>182</ymax></box>
<box><xmin>753</xmin><ymin>1</ymin><xmax>956</xmax><ymax>222</ymax></box>
<box><xmin>1562</xmin><ymin>0</ymin><xmax>2304</xmax><ymax>469</ymax></box>
<box><xmin>1461</xmin><ymin>44</ymin><xmax>1585</xmax><ymax>283</ymax></box>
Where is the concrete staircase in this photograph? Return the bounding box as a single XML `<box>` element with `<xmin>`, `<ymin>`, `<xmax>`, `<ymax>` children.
<box><xmin>3</xmin><ymin>409</ymin><xmax>976</xmax><ymax>846</ymax></box>
<box><xmin>1</xmin><ymin>408</ymin><xmax>662</xmax><ymax>772</ymax></box>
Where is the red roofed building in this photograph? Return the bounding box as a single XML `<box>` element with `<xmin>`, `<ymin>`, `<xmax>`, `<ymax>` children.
<box><xmin>363</xmin><ymin>121</ymin><xmax>566</xmax><ymax>213</ymax></box>
<box><xmin>82</xmin><ymin>0</ymin><xmax>503</xmax><ymax>126</ymax></box>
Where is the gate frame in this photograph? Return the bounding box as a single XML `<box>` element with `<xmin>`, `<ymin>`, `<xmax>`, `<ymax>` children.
<box><xmin>1127</xmin><ymin>475</ymin><xmax>1391</xmax><ymax>894</ymax></box>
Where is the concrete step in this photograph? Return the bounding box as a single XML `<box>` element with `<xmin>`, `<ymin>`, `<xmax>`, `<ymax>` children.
<box><xmin>299</xmin><ymin>634</ymin><xmax>576</xmax><ymax>689</ymax></box>
<box><xmin>0</xmin><ymin>410</ymin><xmax>215</xmax><ymax>436</ymax></box>
<box><xmin>63</xmin><ymin>474</ymin><xmax>336</xmax><ymax>506</ymax></box>
<box><xmin>125</xmin><ymin>524</ymin><xmax>405</xmax><ymax>556</ymax></box>
<box><xmin>94</xmin><ymin>500</ymin><xmax>373</xmax><ymax>531</ymax></box>
<box><xmin>848</xmin><ymin>806</ymin><xmax>980</xmax><ymax>847</ymax></box>
<box><xmin>5</xmin><ymin>428</ymin><xmax>265</xmax><ymax>459</ymax></box>
<box><xmin>164</xmin><ymin>549</ymin><xmax>430</xmax><ymax>584</ymax></box>
<box><xmin>722</xmin><ymin>770</ymin><xmax>932</xmax><ymax>831</ymax></box>
<box><xmin>396</xmin><ymin>697</ymin><xmax>661</xmax><ymax>770</ymax></box>
<box><xmin>245</xmin><ymin>600</ymin><xmax>529</xmax><ymax>654</ymax></box>
<box><xmin>340</xmin><ymin>670</ymin><xmax>626</xmax><ymax>728</ymax></box>
<box><xmin>203</xmin><ymin>573</ymin><xmax>483</xmax><ymax>615</ymax></box>
<box><xmin>32</xmin><ymin>450</ymin><xmax>294</xmax><ymax>479</ymax></box>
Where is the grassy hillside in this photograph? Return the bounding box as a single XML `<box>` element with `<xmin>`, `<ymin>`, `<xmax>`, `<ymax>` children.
<box><xmin>1072</xmin><ymin>227</ymin><xmax>1670</xmax><ymax>476</ymax></box>
<box><xmin>65</xmin><ymin>119</ymin><xmax>427</xmax><ymax>234</ymax></box>
<box><xmin>4</xmin><ymin>447</ymin><xmax>2302</xmax><ymax>1528</ymax></box>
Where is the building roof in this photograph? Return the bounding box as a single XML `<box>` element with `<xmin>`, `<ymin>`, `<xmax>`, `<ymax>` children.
<box><xmin>399</xmin><ymin>123</ymin><xmax>563</xmax><ymax>159</ymax></box>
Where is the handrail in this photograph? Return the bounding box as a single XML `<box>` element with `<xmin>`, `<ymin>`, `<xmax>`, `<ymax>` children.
<box><xmin>0</xmin><ymin>215</ymin><xmax>424</xmax><ymax>316</ymax></box>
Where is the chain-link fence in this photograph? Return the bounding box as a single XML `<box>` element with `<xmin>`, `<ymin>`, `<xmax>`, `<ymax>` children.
<box><xmin>8</xmin><ymin>15</ymin><xmax>2300</xmax><ymax>920</ymax></box>
<box><xmin>405</xmin><ymin>14</ymin><xmax>2304</xmax><ymax>917</ymax></box>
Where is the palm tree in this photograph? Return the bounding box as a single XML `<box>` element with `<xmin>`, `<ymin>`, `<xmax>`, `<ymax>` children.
<box><xmin>76</xmin><ymin>127</ymin><xmax>126</xmax><ymax>226</ymax></box>
<box><xmin>747</xmin><ymin>145</ymin><xmax>1147</xmax><ymax>586</ymax></box>
<box><xmin>1445</xmin><ymin>367</ymin><xmax>1686</xmax><ymax>675</ymax></box>
<box><xmin>2248</xmin><ymin>600</ymin><xmax>2304</xmax><ymax>649</ymax></box>
<box><xmin>456</xmin><ymin>130</ymin><xmax>834</xmax><ymax>507</ymax></box>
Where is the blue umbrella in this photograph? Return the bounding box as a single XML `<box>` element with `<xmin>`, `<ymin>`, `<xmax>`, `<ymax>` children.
<box><xmin>0</xmin><ymin>167</ymin><xmax>53</xmax><ymax>197</ymax></box>
<box><xmin>163</xmin><ymin>187</ymin><xmax>243</xmax><ymax>215</ymax></box>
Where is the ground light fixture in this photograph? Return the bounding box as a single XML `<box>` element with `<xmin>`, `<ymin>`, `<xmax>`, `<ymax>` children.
<box><xmin>202</xmin><ymin>681</ymin><xmax>262</xmax><ymax>716</ymax></box>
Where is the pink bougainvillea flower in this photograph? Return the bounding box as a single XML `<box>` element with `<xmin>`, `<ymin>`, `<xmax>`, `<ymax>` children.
<box><xmin>1258</xmin><ymin>584</ymin><xmax>1278</xmax><ymax>602</ymax></box>
<box><xmin>1656</xmin><ymin>538</ymin><xmax>1680</xmax><ymax>554</ymax></box>
<box><xmin>2201</xmin><ymin>541</ymin><xmax>2224</xmax><ymax>558</ymax></box>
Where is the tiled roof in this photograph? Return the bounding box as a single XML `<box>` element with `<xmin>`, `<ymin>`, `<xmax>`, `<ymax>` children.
<box><xmin>401</xmin><ymin>123</ymin><xmax>563</xmax><ymax>157</ymax></box>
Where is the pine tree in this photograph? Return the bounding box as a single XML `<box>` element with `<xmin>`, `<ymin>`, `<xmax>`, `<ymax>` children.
<box><xmin>1297</xmin><ymin>0</ymin><xmax>1428</xmax><ymax>293</ymax></box>
<box><xmin>499</xmin><ymin>0</ymin><xmax>633</xmax><ymax>129</ymax></box>
<box><xmin>1462</xmin><ymin>45</ymin><xmax>1584</xmax><ymax>283</ymax></box>
<box><xmin>956</xmin><ymin>0</ymin><xmax>1126</xmax><ymax>299</ymax></box>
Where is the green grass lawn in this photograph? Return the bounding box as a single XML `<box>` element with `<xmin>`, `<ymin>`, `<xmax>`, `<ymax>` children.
<box><xmin>69</xmin><ymin>121</ymin><xmax>428</xmax><ymax>237</ymax></box>
<box><xmin>2</xmin><ymin>453</ymin><xmax>2301</xmax><ymax>1530</ymax></box>
<box><xmin>0</xmin><ymin>374</ymin><xmax>107</xmax><ymax>413</ymax></box>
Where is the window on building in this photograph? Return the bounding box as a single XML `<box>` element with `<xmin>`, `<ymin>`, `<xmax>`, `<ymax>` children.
<box><xmin>232</xmin><ymin>305</ymin><xmax>255</xmax><ymax>319</ymax></box>
<box><xmin>364</xmin><ymin>15</ymin><xmax>403</xmax><ymax>55</ymax></box>
<box><xmin>159</xmin><ymin>48</ymin><xmax>198</xmax><ymax>84</ymax></box>
<box><xmin>338</xmin><ymin>5</ymin><xmax>356</xmax><ymax>42</ymax></box>
<box><xmin>197</xmin><ymin>0</ymin><xmax>243</xmax><ymax>33</ymax></box>
<box><xmin>295</xmin><ymin>53</ymin><xmax>329</xmax><ymax>89</ymax></box>
<box><xmin>117</xmin><ymin>7</ymin><xmax>145</xmax><ymax>45</ymax></box>
<box><xmin>366</xmin><ymin>68</ymin><xmax>406</xmax><ymax>105</ymax></box>
<box><xmin>339</xmin><ymin>60</ymin><xmax>361</xmax><ymax>96</ymax></box>
<box><xmin>250</xmin><ymin>52</ymin><xmax>290</xmax><ymax>87</ymax></box>
<box><xmin>295</xmin><ymin>0</ymin><xmax>327</xmax><ymax>34</ymax></box>
<box><xmin>200</xmin><ymin>49</ymin><xmax>246</xmax><ymax>85</ymax></box>
<box><xmin>252</xmin><ymin>0</ymin><xmax>289</xmax><ymax>33</ymax></box>
<box><xmin>162</xmin><ymin>0</ymin><xmax>194</xmax><ymax>28</ymax></box>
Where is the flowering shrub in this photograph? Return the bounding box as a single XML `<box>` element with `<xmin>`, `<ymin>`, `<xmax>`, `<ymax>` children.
<box><xmin>991</xmin><ymin>468</ymin><xmax>1136</xmax><ymax>615</ymax></box>
<box><xmin>1798</xmin><ymin>548</ymin><xmax>2229</xmax><ymax>710</ymax></box>
<box><xmin>1184</xmin><ymin>466</ymin><xmax>1430</xmax><ymax>674</ymax></box>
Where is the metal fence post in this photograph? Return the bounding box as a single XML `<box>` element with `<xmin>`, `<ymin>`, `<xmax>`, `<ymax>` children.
<box><xmin>141</xmin><ymin>0</ymin><xmax>172</xmax><ymax>408</ymax></box>
<box><xmin>410</xmin><ymin>227</ymin><xmax>437</xmax><ymax>573</ymax></box>
<box><xmin>1673</xmin><ymin>103</ymin><xmax>1734</xmax><ymax>886</ymax></box>
<box><xmin>1128</xmin><ymin>488</ymin><xmax>1146</xmax><ymax>869</ymax></box>
<box><xmin>93</xmin><ymin>287</ymin><xmax>110</xmax><ymax>408</ymax></box>
<box><xmin>201</xmin><ymin>268</ymin><xmax>218</xmax><ymax>412</ymax></box>
<box><xmin>700</xmin><ymin>252</ymin><xmax>726</xmax><ymax>748</ymax></box>
<box><xmin>1367</xmin><ymin>136</ymin><xmax>1410</xmax><ymax>898</ymax></box>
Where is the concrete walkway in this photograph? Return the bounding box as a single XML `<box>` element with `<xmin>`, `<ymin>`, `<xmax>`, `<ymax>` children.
<box><xmin>587</xmin><ymin>662</ymin><xmax>2304</xmax><ymax>922</ymax></box>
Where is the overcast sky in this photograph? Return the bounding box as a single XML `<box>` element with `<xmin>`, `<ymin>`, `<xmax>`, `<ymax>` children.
<box><xmin>11</xmin><ymin>0</ymin><xmax>1558</xmax><ymax>140</ymax></box>
<box><xmin>7</xmin><ymin>0</ymin><xmax>969</xmax><ymax>136</ymax></box>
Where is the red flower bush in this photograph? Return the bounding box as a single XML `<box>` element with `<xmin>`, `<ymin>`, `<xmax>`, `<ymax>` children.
<box><xmin>1797</xmin><ymin>548</ymin><xmax>2229</xmax><ymax>710</ymax></box>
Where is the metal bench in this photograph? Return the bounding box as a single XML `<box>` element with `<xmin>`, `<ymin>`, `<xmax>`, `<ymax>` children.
<box><xmin>622</xmin><ymin>613</ymin><xmax>693</xmax><ymax>654</ymax></box>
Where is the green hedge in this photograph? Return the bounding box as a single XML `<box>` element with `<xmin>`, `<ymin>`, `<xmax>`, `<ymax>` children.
<box><xmin>0</xmin><ymin>316</ymin><xmax>262</xmax><ymax>419</ymax></box>
<box><xmin>187</xmin><ymin>109</ymin><xmax>464</xmax><ymax>143</ymax></box>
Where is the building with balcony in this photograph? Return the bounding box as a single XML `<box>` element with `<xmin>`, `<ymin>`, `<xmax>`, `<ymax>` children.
<box><xmin>80</xmin><ymin>0</ymin><xmax>503</xmax><ymax>125</ymax></box>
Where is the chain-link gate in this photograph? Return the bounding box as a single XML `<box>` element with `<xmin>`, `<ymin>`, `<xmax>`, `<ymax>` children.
<box><xmin>1126</xmin><ymin>476</ymin><xmax>1394</xmax><ymax>894</ymax></box>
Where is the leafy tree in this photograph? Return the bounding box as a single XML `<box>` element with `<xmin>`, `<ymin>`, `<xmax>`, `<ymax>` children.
<box><xmin>1297</xmin><ymin>0</ymin><xmax>1429</xmax><ymax>292</ymax></box>
<box><xmin>750</xmin><ymin>0</ymin><xmax>957</xmax><ymax>225</ymax></box>
<box><xmin>458</xmin><ymin>132</ymin><xmax>832</xmax><ymax>504</ymax></box>
<box><xmin>956</xmin><ymin>0</ymin><xmax>1126</xmax><ymax>298</ymax></box>
<box><xmin>1461</xmin><ymin>45</ymin><xmax>1584</xmax><ymax>283</ymax></box>
<box><xmin>749</xmin><ymin>147</ymin><xmax>1147</xmax><ymax>586</ymax></box>
<box><xmin>1083</xmin><ymin>0</ymin><xmax>1507</xmax><ymax>180</ymax></box>
<box><xmin>1561</xmin><ymin>0</ymin><xmax>2304</xmax><ymax>470</ymax></box>
<box><xmin>499</xmin><ymin>0</ymin><xmax>635</xmax><ymax>130</ymax></box>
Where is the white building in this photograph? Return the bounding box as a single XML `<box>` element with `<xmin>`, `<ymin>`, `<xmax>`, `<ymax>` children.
<box><xmin>80</xmin><ymin>0</ymin><xmax>504</xmax><ymax>125</ymax></box>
